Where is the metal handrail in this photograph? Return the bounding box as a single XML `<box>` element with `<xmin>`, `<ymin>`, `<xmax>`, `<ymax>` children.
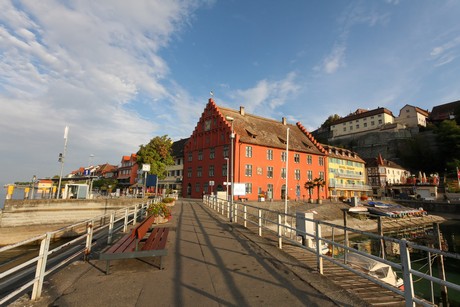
<box><xmin>203</xmin><ymin>195</ymin><xmax>459</xmax><ymax>306</ymax></box>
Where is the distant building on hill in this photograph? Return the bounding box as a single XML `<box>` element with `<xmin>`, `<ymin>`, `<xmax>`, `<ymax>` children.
<box><xmin>429</xmin><ymin>100</ymin><xmax>460</xmax><ymax>123</ymax></box>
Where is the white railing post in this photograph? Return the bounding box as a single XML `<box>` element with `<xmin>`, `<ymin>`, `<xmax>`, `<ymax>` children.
<box><xmin>31</xmin><ymin>232</ymin><xmax>51</xmax><ymax>300</ymax></box>
<box><xmin>258</xmin><ymin>209</ymin><xmax>262</xmax><ymax>237</ymax></box>
<box><xmin>133</xmin><ymin>204</ymin><xmax>138</xmax><ymax>224</ymax></box>
<box><xmin>234</xmin><ymin>203</ymin><xmax>238</xmax><ymax>223</ymax></box>
<box><xmin>123</xmin><ymin>208</ymin><xmax>129</xmax><ymax>232</ymax></box>
<box><xmin>108</xmin><ymin>213</ymin><xmax>115</xmax><ymax>244</ymax></box>
<box><xmin>278</xmin><ymin>214</ymin><xmax>282</xmax><ymax>249</ymax></box>
<box><xmin>400</xmin><ymin>239</ymin><xmax>415</xmax><ymax>306</ymax></box>
<box><xmin>84</xmin><ymin>220</ymin><xmax>94</xmax><ymax>261</ymax></box>
<box><xmin>244</xmin><ymin>205</ymin><xmax>247</xmax><ymax>228</ymax></box>
<box><xmin>316</xmin><ymin>222</ymin><xmax>323</xmax><ymax>275</ymax></box>
<box><xmin>227</xmin><ymin>200</ymin><xmax>230</xmax><ymax>219</ymax></box>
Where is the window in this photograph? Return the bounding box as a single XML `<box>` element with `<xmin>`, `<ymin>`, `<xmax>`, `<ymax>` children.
<box><xmin>188</xmin><ymin>152</ymin><xmax>192</xmax><ymax>162</ymax></box>
<box><xmin>198</xmin><ymin>150</ymin><xmax>203</xmax><ymax>161</ymax></box>
<box><xmin>307</xmin><ymin>170</ymin><xmax>313</xmax><ymax>180</ymax></box>
<box><xmin>319</xmin><ymin>171</ymin><xmax>324</xmax><ymax>179</ymax></box>
<box><xmin>208</xmin><ymin>165</ymin><xmax>214</xmax><ymax>177</ymax></box>
<box><xmin>267</xmin><ymin>149</ymin><xmax>273</xmax><ymax>160</ymax></box>
<box><xmin>364</xmin><ymin>123</ymin><xmax>367</xmax><ymax>127</ymax></box>
<box><xmin>197</xmin><ymin>166</ymin><xmax>202</xmax><ymax>177</ymax></box>
<box><xmin>307</xmin><ymin>155</ymin><xmax>312</xmax><ymax>164</ymax></box>
<box><xmin>222</xmin><ymin>163</ymin><xmax>227</xmax><ymax>176</ymax></box>
<box><xmin>267</xmin><ymin>166</ymin><xmax>273</xmax><ymax>178</ymax></box>
<box><xmin>245</xmin><ymin>183</ymin><xmax>252</xmax><ymax>194</ymax></box>
<box><xmin>246</xmin><ymin>146</ymin><xmax>252</xmax><ymax>158</ymax></box>
<box><xmin>356</xmin><ymin>124</ymin><xmax>359</xmax><ymax>129</ymax></box>
<box><xmin>281</xmin><ymin>152</ymin><xmax>287</xmax><ymax>162</ymax></box>
<box><xmin>209</xmin><ymin>147</ymin><xmax>215</xmax><ymax>159</ymax></box>
<box><xmin>319</xmin><ymin>157</ymin><xmax>324</xmax><ymax>166</ymax></box>
<box><xmin>245</xmin><ymin>164</ymin><xmax>253</xmax><ymax>177</ymax></box>
<box><xmin>223</xmin><ymin>145</ymin><xmax>229</xmax><ymax>158</ymax></box>
<box><xmin>195</xmin><ymin>183</ymin><xmax>200</xmax><ymax>192</ymax></box>
<box><xmin>378</xmin><ymin>119</ymin><xmax>383</xmax><ymax>124</ymax></box>
<box><xmin>294</xmin><ymin>153</ymin><xmax>300</xmax><ymax>163</ymax></box>
<box><xmin>281</xmin><ymin>167</ymin><xmax>286</xmax><ymax>179</ymax></box>
<box><xmin>295</xmin><ymin>169</ymin><xmax>301</xmax><ymax>180</ymax></box>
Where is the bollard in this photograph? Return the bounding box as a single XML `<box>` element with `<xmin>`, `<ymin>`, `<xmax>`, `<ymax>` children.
<box><xmin>258</xmin><ymin>209</ymin><xmax>262</xmax><ymax>237</ymax></box>
<box><xmin>234</xmin><ymin>203</ymin><xmax>238</xmax><ymax>223</ymax></box>
<box><xmin>84</xmin><ymin>220</ymin><xmax>94</xmax><ymax>261</ymax></box>
<box><xmin>244</xmin><ymin>205</ymin><xmax>247</xmax><ymax>228</ymax></box>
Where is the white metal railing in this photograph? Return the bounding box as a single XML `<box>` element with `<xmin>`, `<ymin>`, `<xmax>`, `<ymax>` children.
<box><xmin>0</xmin><ymin>198</ymin><xmax>159</xmax><ymax>305</ymax></box>
<box><xmin>203</xmin><ymin>195</ymin><xmax>460</xmax><ymax>307</ymax></box>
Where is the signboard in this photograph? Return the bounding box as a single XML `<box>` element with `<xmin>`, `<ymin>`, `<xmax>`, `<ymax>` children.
<box><xmin>233</xmin><ymin>183</ymin><xmax>246</xmax><ymax>196</ymax></box>
<box><xmin>142</xmin><ymin>164</ymin><xmax>151</xmax><ymax>172</ymax></box>
<box><xmin>209</xmin><ymin>180</ymin><xmax>215</xmax><ymax>186</ymax></box>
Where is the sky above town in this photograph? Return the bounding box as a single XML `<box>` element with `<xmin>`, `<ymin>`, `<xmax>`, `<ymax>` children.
<box><xmin>1</xmin><ymin>0</ymin><xmax>460</xmax><ymax>195</ymax></box>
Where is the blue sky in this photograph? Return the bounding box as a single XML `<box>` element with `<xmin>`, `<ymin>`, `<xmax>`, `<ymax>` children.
<box><xmin>1</xmin><ymin>0</ymin><xmax>460</xmax><ymax>196</ymax></box>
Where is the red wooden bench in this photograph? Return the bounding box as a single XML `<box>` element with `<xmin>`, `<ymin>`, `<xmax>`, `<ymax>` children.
<box><xmin>99</xmin><ymin>215</ymin><xmax>169</xmax><ymax>274</ymax></box>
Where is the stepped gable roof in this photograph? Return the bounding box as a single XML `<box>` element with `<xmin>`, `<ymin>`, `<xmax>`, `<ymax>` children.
<box><xmin>214</xmin><ymin>102</ymin><xmax>325</xmax><ymax>155</ymax></box>
<box><xmin>430</xmin><ymin>100</ymin><xmax>460</xmax><ymax>121</ymax></box>
<box><xmin>331</xmin><ymin>107</ymin><xmax>394</xmax><ymax>125</ymax></box>
<box><xmin>321</xmin><ymin>144</ymin><xmax>365</xmax><ymax>163</ymax></box>
<box><xmin>171</xmin><ymin>138</ymin><xmax>189</xmax><ymax>157</ymax></box>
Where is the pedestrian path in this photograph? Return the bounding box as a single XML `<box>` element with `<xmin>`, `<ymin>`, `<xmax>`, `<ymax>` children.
<box><xmin>12</xmin><ymin>199</ymin><xmax>362</xmax><ymax>307</ymax></box>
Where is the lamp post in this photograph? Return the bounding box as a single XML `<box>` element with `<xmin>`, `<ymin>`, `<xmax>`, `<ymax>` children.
<box><xmin>30</xmin><ymin>175</ymin><xmax>36</xmax><ymax>200</ymax></box>
<box><xmin>226</xmin><ymin>116</ymin><xmax>235</xmax><ymax>222</ymax></box>
<box><xmin>57</xmin><ymin>126</ymin><xmax>69</xmax><ymax>199</ymax></box>
<box><xmin>224</xmin><ymin>157</ymin><xmax>229</xmax><ymax>201</ymax></box>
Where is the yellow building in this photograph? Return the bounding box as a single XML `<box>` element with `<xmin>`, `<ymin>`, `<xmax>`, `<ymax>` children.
<box><xmin>323</xmin><ymin>145</ymin><xmax>371</xmax><ymax>200</ymax></box>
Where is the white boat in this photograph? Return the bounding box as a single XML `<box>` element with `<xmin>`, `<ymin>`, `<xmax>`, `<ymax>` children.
<box><xmin>346</xmin><ymin>252</ymin><xmax>404</xmax><ymax>289</ymax></box>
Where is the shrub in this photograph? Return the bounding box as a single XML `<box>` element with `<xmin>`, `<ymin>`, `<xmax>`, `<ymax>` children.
<box><xmin>147</xmin><ymin>202</ymin><xmax>171</xmax><ymax>218</ymax></box>
<box><xmin>162</xmin><ymin>197</ymin><xmax>175</xmax><ymax>204</ymax></box>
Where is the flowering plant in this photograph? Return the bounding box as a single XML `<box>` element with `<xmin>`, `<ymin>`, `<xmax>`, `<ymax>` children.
<box><xmin>147</xmin><ymin>202</ymin><xmax>171</xmax><ymax>218</ymax></box>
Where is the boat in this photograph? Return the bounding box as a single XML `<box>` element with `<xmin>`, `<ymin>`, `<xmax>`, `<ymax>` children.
<box><xmin>345</xmin><ymin>252</ymin><xmax>404</xmax><ymax>290</ymax></box>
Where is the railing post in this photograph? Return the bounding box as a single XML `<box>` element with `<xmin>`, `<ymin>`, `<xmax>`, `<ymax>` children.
<box><xmin>133</xmin><ymin>204</ymin><xmax>138</xmax><ymax>224</ymax></box>
<box><xmin>278</xmin><ymin>214</ymin><xmax>282</xmax><ymax>249</ymax></box>
<box><xmin>234</xmin><ymin>203</ymin><xmax>238</xmax><ymax>223</ymax></box>
<box><xmin>400</xmin><ymin>239</ymin><xmax>415</xmax><ymax>306</ymax></box>
<box><xmin>31</xmin><ymin>232</ymin><xmax>51</xmax><ymax>300</ymax></box>
<box><xmin>244</xmin><ymin>205</ymin><xmax>247</xmax><ymax>228</ymax></box>
<box><xmin>315</xmin><ymin>222</ymin><xmax>323</xmax><ymax>275</ymax></box>
<box><xmin>258</xmin><ymin>209</ymin><xmax>262</xmax><ymax>237</ymax></box>
<box><xmin>108</xmin><ymin>213</ymin><xmax>115</xmax><ymax>244</ymax></box>
<box><xmin>84</xmin><ymin>220</ymin><xmax>94</xmax><ymax>261</ymax></box>
<box><xmin>227</xmin><ymin>200</ymin><xmax>230</xmax><ymax>219</ymax></box>
<box><xmin>123</xmin><ymin>208</ymin><xmax>129</xmax><ymax>232</ymax></box>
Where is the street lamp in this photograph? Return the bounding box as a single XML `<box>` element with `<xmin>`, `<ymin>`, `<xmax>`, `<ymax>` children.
<box><xmin>224</xmin><ymin>157</ymin><xmax>229</xmax><ymax>201</ymax></box>
<box><xmin>30</xmin><ymin>175</ymin><xmax>36</xmax><ymax>199</ymax></box>
<box><xmin>225</xmin><ymin>116</ymin><xmax>234</xmax><ymax>222</ymax></box>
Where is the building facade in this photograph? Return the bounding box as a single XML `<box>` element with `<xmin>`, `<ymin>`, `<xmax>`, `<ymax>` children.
<box><xmin>395</xmin><ymin>104</ymin><xmax>429</xmax><ymax>128</ymax></box>
<box><xmin>182</xmin><ymin>98</ymin><xmax>328</xmax><ymax>201</ymax></box>
<box><xmin>364</xmin><ymin>154</ymin><xmax>410</xmax><ymax>197</ymax></box>
<box><xmin>117</xmin><ymin>154</ymin><xmax>139</xmax><ymax>188</ymax></box>
<box><xmin>158</xmin><ymin>138</ymin><xmax>189</xmax><ymax>196</ymax></box>
<box><xmin>322</xmin><ymin>144</ymin><xmax>371</xmax><ymax>200</ymax></box>
<box><xmin>330</xmin><ymin>107</ymin><xmax>395</xmax><ymax>138</ymax></box>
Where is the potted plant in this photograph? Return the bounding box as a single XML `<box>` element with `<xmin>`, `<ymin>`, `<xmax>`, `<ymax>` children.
<box><xmin>162</xmin><ymin>197</ymin><xmax>176</xmax><ymax>206</ymax></box>
<box><xmin>147</xmin><ymin>202</ymin><xmax>172</xmax><ymax>223</ymax></box>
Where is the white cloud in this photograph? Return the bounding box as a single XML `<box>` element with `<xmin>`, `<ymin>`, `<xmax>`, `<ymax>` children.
<box><xmin>231</xmin><ymin>72</ymin><xmax>301</xmax><ymax>116</ymax></box>
<box><xmin>0</xmin><ymin>0</ymin><xmax>206</xmax><ymax>185</ymax></box>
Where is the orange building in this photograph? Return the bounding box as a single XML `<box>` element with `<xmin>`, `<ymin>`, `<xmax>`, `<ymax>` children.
<box><xmin>117</xmin><ymin>153</ymin><xmax>139</xmax><ymax>187</ymax></box>
<box><xmin>182</xmin><ymin>98</ymin><xmax>328</xmax><ymax>201</ymax></box>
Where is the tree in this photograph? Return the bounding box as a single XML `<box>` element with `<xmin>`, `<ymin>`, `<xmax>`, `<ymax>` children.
<box><xmin>313</xmin><ymin>178</ymin><xmax>325</xmax><ymax>203</ymax></box>
<box><xmin>136</xmin><ymin>135</ymin><xmax>175</xmax><ymax>180</ymax></box>
<box><xmin>304</xmin><ymin>180</ymin><xmax>314</xmax><ymax>203</ymax></box>
<box><xmin>321</xmin><ymin>114</ymin><xmax>342</xmax><ymax>128</ymax></box>
<box><xmin>435</xmin><ymin>120</ymin><xmax>460</xmax><ymax>174</ymax></box>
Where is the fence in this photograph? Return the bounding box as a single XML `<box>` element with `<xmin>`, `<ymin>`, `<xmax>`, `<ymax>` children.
<box><xmin>203</xmin><ymin>195</ymin><xmax>460</xmax><ymax>306</ymax></box>
<box><xmin>0</xmin><ymin>198</ymin><xmax>159</xmax><ymax>305</ymax></box>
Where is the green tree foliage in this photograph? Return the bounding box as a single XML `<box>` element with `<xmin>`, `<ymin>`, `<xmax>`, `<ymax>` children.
<box><xmin>136</xmin><ymin>135</ymin><xmax>175</xmax><ymax>180</ymax></box>
<box><xmin>321</xmin><ymin>114</ymin><xmax>342</xmax><ymax>128</ymax></box>
<box><xmin>435</xmin><ymin>120</ymin><xmax>460</xmax><ymax>175</ymax></box>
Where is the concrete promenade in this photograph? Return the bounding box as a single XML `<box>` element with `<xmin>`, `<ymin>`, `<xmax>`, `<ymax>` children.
<box><xmin>12</xmin><ymin>199</ymin><xmax>365</xmax><ymax>307</ymax></box>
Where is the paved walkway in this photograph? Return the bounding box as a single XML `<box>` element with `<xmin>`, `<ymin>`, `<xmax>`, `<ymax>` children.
<box><xmin>13</xmin><ymin>199</ymin><xmax>363</xmax><ymax>307</ymax></box>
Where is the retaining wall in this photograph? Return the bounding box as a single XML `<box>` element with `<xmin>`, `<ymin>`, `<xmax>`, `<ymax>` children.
<box><xmin>0</xmin><ymin>198</ymin><xmax>147</xmax><ymax>227</ymax></box>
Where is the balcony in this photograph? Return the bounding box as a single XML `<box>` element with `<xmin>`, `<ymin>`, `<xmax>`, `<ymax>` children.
<box><xmin>329</xmin><ymin>183</ymin><xmax>372</xmax><ymax>191</ymax></box>
<box><xmin>333</xmin><ymin>172</ymin><xmax>364</xmax><ymax>180</ymax></box>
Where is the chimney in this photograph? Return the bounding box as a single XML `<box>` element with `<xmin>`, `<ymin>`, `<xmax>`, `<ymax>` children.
<box><xmin>240</xmin><ymin>106</ymin><xmax>245</xmax><ymax>116</ymax></box>
<box><xmin>282</xmin><ymin>117</ymin><xmax>286</xmax><ymax>125</ymax></box>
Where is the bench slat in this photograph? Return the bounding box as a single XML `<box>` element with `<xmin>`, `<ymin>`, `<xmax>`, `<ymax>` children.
<box><xmin>142</xmin><ymin>228</ymin><xmax>169</xmax><ymax>251</ymax></box>
<box><xmin>105</xmin><ymin>234</ymin><xmax>135</xmax><ymax>254</ymax></box>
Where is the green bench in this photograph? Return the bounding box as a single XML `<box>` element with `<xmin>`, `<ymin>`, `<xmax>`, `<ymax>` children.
<box><xmin>100</xmin><ymin>215</ymin><xmax>169</xmax><ymax>274</ymax></box>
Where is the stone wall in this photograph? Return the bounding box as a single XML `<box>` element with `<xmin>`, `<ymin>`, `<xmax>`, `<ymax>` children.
<box><xmin>0</xmin><ymin>198</ymin><xmax>148</xmax><ymax>227</ymax></box>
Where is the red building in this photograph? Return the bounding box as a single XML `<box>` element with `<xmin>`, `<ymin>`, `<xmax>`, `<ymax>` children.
<box><xmin>117</xmin><ymin>153</ymin><xmax>139</xmax><ymax>188</ymax></box>
<box><xmin>182</xmin><ymin>98</ymin><xmax>328</xmax><ymax>201</ymax></box>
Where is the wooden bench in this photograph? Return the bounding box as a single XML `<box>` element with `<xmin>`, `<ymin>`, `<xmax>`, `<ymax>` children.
<box><xmin>99</xmin><ymin>215</ymin><xmax>169</xmax><ymax>274</ymax></box>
